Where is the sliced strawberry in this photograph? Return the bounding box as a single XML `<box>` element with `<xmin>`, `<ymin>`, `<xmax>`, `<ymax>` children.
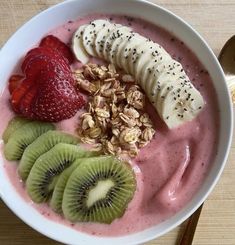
<box><xmin>19</xmin><ymin>85</ymin><xmax>38</xmax><ymax>117</ymax></box>
<box><xmin>8</xmin><ymin>75</ymin><xmax>24</xmax><ymax>94</ymax></box>
<box><xmin>40</xmin><ymin>35</ymin><xmax>74</xmax><ymax>64</ymax></box>
<box><xmin>11</xmin><ymin>38</ymin><xmax>82</xmax><ymax>121</ymax></box>
<box><xmin>32</xmin><ymin>72</ymin><xmax>84</xmax><ymax>122</ymax></box>
<box><xmin>22</xmin><ymin>47</ymin><xmax>70</xmax><ymax>75</ymax></box>
<box><xmin>11</xmin><ymin>79</ymin><xmax>34</xmax><ymax>113</ymax></box>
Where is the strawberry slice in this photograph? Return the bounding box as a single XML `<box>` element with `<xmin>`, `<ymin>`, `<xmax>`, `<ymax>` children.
<box><xmin>19</xmin><ymin>85</ymin><xmax>38</xmax><ymax>117</ymax></box>
<box><xmin>8</xmin><ymin>75</ymin><xmax>24</xmax><ymax>94</ymax></box>
<box><xmin>11</xmin><ymin>79</ymin><xmax>34</xmax><ymax>113</ymax></box>
<box><xmin>40</xmin><ymin>35</ymin><xmax>74</xmax><ymax>64</ymax></box>
<box><xmin>32</xmin><ymin>72</ymin><xmax>84</xmax><ymax>122</ymax></box>
<box><xmin>22</xmin><ymin>47</ymin><xmax>71</xmax><ymax>76</ymax></box>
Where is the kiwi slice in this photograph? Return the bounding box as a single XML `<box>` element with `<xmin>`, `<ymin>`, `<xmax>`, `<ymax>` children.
<box><xmin>4</xmin><ymin>121</ymin><xmax>55</xmax><ymax>161</ymax></box>
<box><xmin>62</xmin><ymin>156</ymin><xmax>136</xmax><ymax>224</ymax></box>
<box><xmin>50</xmin><ymin>159</ymin><xmax>82</xmax><ymax>213</ymax></box>
<box><xmin>18</xmin><ymin>130</ymin><xmax>80</xmax><ymax>181</ymax></box>
<box><xmin>2</xmin><ymin>116</ymin><xmax>30</xmax><ymax>143</ymax></box>
<box><xmin>26</xmin><ymin>143</ymin><xmax>100</xmax><ymax>203</ymax></box>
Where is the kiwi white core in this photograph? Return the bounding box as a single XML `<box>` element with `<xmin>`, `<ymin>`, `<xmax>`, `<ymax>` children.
<box><xmin>86</xmin><ymin>179</ymin><xmax>115</xmax><ymax>208</ymax></box>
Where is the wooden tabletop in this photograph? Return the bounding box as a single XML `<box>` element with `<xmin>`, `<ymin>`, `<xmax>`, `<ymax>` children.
<box><xmin>0</xmin><ymin>0</ymin><xmax>234</xmax><ymax>244</ymax></box>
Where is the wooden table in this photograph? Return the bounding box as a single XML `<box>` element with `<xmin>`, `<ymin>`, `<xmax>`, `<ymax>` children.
<box><xmin>0</xmin><ymin>0</ymin><xmax>234</xmax><ymax>244</ymax></box>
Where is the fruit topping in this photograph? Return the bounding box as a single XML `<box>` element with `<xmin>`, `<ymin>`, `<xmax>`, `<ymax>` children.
<box><xmin>8</xmin><ymin>75</ymin><xmax>24</xmax><ymax>94</ymax></box>
<box><xmin>18</xmin><ymin>130</ymin><xmax>80</xmax><ymax>181</ymax></box>
<box><xmin>40</xmin><ymin>35</ymin><xmax>74</xmax><ymax>64</ymax></box>
<box><xmin>2</xmin><ymin>116</ymin><xmax>29</xmax><ymax>143</ymax></box>
<box><xmin>62</xmin><ymin>156</ymin><xmax>136</xmax><ymax>224</ymax></box>
<box><xmin>11</xmin><ymin>78</ymin><xmax>35</xmax><ymax>113</ymax></box>
<box><xmin>10</xmin><ymin>43</ymin><xmax>85</xmax><ymax>122</ymax></box>
<box><xmin>4</xmin><ymin>120</ymin><xmax>55</xmax><ymax>161</ymax></box>
<box><xmin>73</xmin><ymin>19</ymin><xmax>205</xmax><ymax>128</ymax></box>
<box><xmin>26</xmin><ymin>143</ymin><xmax>99</xmax><ymax>203</ymax></box>
<box><xmin>32</xmin><ymin>71</ymin><xmax>84</xmax><ymax>122</ymax></box>
<box><xmin>3</xmin><ymin>117</ymin><xmax>136</xmax><ymax>224</ymax></box>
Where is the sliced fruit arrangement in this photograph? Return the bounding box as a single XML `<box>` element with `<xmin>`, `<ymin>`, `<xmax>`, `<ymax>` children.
<box><xmin>62</xmin><ymin>156</ymin><xmax>136</xmax><ymax>224</ymax></box>
<box><xmin>72</xmin><ymin>19</ymin><xmax>205</xmax><ymax>128</ymax></box>
<box><xmin>26</xmin><ymin>143</ymin><xmax>98</xmax><ymax>203</ymax></box>
<box><xmin>2</xmin><ymin>117</ymin><xmax>136</xmax><ymax>224</ymax></box>
<box><xmin>4</xmin><ymin>120</ymin><xmax>55</xmax><ymax>161</ymax></box>
<box><xmin>8</xmin><ymin>35</ymin><xmax>84</xmax><ymax>122</ymax></box>
<box><xmin>18</xmin><ymin>130</ymin><xmax>80</xmax><ymax>181</ymax></box>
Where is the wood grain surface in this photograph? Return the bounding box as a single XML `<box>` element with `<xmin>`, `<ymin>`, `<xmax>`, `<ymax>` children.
<box><xmin>0</xmin><ymin>1</ymin><xmax>234</xmax><ymax>244</ymax></box>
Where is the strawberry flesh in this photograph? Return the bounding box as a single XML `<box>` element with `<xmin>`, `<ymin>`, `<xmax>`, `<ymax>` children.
<box><xmin>8</xmin><ymin>75</ymin><xmax>24</xmax><ymax>94</ymax></box>
<box><xmin>40</xmin><ymin>35</ymin><xmax>74</xmax><ymax>64</ymax></box>
<box><xmin>19</xmin><ymin>85</ymin><xmax>38</xmax><ymax>117</ymax></box>
<box><xmin>11</xmin><ymin>78</ymin><xmax>34</xmax><ymax>113</ymax></box>
<box><xmin>32</xmin><ymin>72</ymin><xmax>84</xmax><ymax>122</ymax></box>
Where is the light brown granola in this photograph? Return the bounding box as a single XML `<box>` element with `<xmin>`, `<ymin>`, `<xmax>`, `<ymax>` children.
<box><xmin>74</xmin><ymin>63</ymin><xmax>156</xmax><ymax>158</ymax></box>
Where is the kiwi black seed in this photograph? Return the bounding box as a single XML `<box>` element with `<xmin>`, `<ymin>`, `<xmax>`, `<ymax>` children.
<box><xmin>4</xmin><ymin>121</ymin><xmax>55</xmax><ymax>161</ymax></box>
<box><xmin>2</xmin><ymin>116</ymin><xmax>30</xmax><ymax>143</ymax></box>
<box><xmin>26</xmin><ymin>143</ymin><xmax>100</xmax><ymax>203</ymax></box>
<box><xmin>50</xmin><ymin>159</ymin><xmax>82</xmax><ymax>213</ymax></box>
<box><xmin>62</xmin><ymin>156</ymin><xmax>136</xmax><ymax>224</ymax></box>
<box><xmin>18</xmin><ymin>130</ymin><xmax>80</xmax><ymax>181</ymax></box>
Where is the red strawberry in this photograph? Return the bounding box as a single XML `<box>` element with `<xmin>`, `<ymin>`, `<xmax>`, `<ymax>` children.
<box><xmin>22</xmin><ymin>47</ymin><xmax>71</xmax><ymax>77</ymax></box>
<box><xmin>31</xmin><ymin>72</ymin><xmax>84</xmax><ymax>122</ymax></box>
<box><xmin>40</xmin><ymin>35</ymin><xmax>74</xmax><ymax>64</ymax></box>
<box><xmin>11</xmin><ymin>78</ymin><xmax>34</xmax><ymax>112</ymax></box>
<box><xmin>19</xmin><ymin>85</ymin><xmax>38</xmax><ymax>117</ymax></box>
<box><xmin>10</xmin><ymin>36</ymin><xmax>84</xmax><ymax>122</ymax></box>
<box><xmin>8</xmin><ymin>75</ymin><xmax>24</xmax><ymax>94</ymax></box>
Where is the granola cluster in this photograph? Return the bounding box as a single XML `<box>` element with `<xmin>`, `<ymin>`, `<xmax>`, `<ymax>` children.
<box><xmin>74</xmin><ymin>63</ymin><xmax>155</xmax><ymax>157</ymax></box>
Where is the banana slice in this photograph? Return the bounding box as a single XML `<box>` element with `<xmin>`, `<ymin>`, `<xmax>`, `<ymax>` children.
<box><xmin>108</xmin><ymin>28</ymin><xmax>132</xmax><ymax>65</ymax></box>
<box><xmin>72</xmin><ymin>25</ymin><xmax>89</xmax><ymax>64</ymax></box>
<box><xmin>160</xmin><ymin>83</ymin><xmax>204</xmax><ymax>128</ymax></box>
<box><xmin>144</xmin><ymin>64</ymin><xmax>164</xmax><ymax>99</ymax></box>
<box><xmin>115</xmin><ymin>32</ymin><xmax>135</xmax><ymax>69</ymax></box>
<box><xmin>118</xmin><ymin>34</ymin><xmax>145</xmax><ymax>73</ymax></box>
<box><xmin>103</xmin><ymin>25</ymin><xmax>130</xmax><ymax>61</ymax></box>
<box><xmin>83</xmin><ymin>20</ymin><xmax>113</xmax><ymax>57</ymax></box>
<box><xmin>134</xmin><ymin>42</ymin><xmax>171</xmax><ymax>82</ymax></box>
<box><xmin>94</xmin><ymin>22</ymin><xmax>116</xmax><ymax>58</ymax></box>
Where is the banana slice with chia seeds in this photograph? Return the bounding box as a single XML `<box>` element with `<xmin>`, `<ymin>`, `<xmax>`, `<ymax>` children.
<box><xmin>72</xmin><ymin>25</ymin><xmax>89</xmax><ymax>64</ymax></box>
<box><xmin>119</xmin><ymin>34</ymin><xmax>146</xmax><ymax>73</ymax></box>
<box><xmin>82</xmin><ymin>20</ymin><xmax>112</xmax><ymax>57</ymax></box>
<box><xmin>91</xmin><ymin>21</ymin><xmax>116</xmax><ymax>58</ymax></box>
<box><xmin>108</xmin><ymin>28</ymin><xmax>133</xmax><ymax>65</ymax></box>
<box><xmin>134</xmin><ymin>42</ymin><xmax>171</xmax><ymax>82</ymax></box>
<box><xmin>115</xmin><ymin>32</ymin><xmax>135</xmax><ymax>69</ymax></box>
<box><xmin>161</xmin><ymin>83</ymin><xmax>204</xmax><ymax>128</ymax></box>
<box><xmin>103</xmin><ymin>26</ymin><xmax>131</xmax><ymax>62</ymax></box>
<box><xmin>144</xmin><ymin>63</ymin><xmax>166</xmax><ymax>98</ymax></box>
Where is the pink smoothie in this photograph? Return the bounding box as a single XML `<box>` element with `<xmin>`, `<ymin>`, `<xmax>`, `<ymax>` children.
<box><xmin>0</xmin><ymin>14</ymin><xmax>219</xmax><ymax>237</ymax></box>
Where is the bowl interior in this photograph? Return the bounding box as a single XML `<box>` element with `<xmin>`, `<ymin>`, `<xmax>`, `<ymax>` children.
<box><xmin>0</xmin><ymin>0</ymin><xmax>233</xmax><ymax>244</ymax></box>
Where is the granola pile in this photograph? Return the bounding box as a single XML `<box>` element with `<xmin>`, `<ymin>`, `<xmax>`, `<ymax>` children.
<box><xmin>74</xmin><ymin>63</ymin><xmax>155</xmax><ymax>157</ymax></box>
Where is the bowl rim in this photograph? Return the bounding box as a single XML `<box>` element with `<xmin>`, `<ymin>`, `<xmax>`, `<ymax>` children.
<box><xmin>0</xmin><ymin>0</ymin><xmax>233</xmax><ymax>244</ymax></box>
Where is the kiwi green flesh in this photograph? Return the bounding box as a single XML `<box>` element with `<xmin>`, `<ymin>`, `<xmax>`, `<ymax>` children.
<box><xmin>4</xmin><ymin>121</ymin><xmax>55</xmax><ymax>161</ymax></box>
<box><xmin>18</xmin><ymin>130</ymin><xmax>80</xmax><ymax>181</ymax></box>
<box><xmin>50</xmin><ymin>159</ymin><xmax>83</xmax><ymax>213</ymax></box>
<box><xmin>26</xmin><ymin>143</ymin><xmax>100</xmax><ymax>203</ymax></box>
<box><xmin>2</xmin><ymin>117</ymin><xmax>30</xmax><ymax>143</ymax></box>
<box><xmin>62</xmin><ymin>156</ymin><xmax>136</xmax><ymax>224</ymax></box>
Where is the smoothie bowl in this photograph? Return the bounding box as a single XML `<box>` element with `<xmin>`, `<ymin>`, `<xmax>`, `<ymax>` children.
<box><xmin>0</xmin><ymin>0</ymin><xmax>233</xmax><ymax>244</ymax></box>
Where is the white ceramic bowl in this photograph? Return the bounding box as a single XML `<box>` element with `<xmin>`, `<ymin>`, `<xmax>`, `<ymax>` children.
<box><xmin>0</xmin><ymin>0</ymin><xmax>233</xmax><ymax>244</ymax></box>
